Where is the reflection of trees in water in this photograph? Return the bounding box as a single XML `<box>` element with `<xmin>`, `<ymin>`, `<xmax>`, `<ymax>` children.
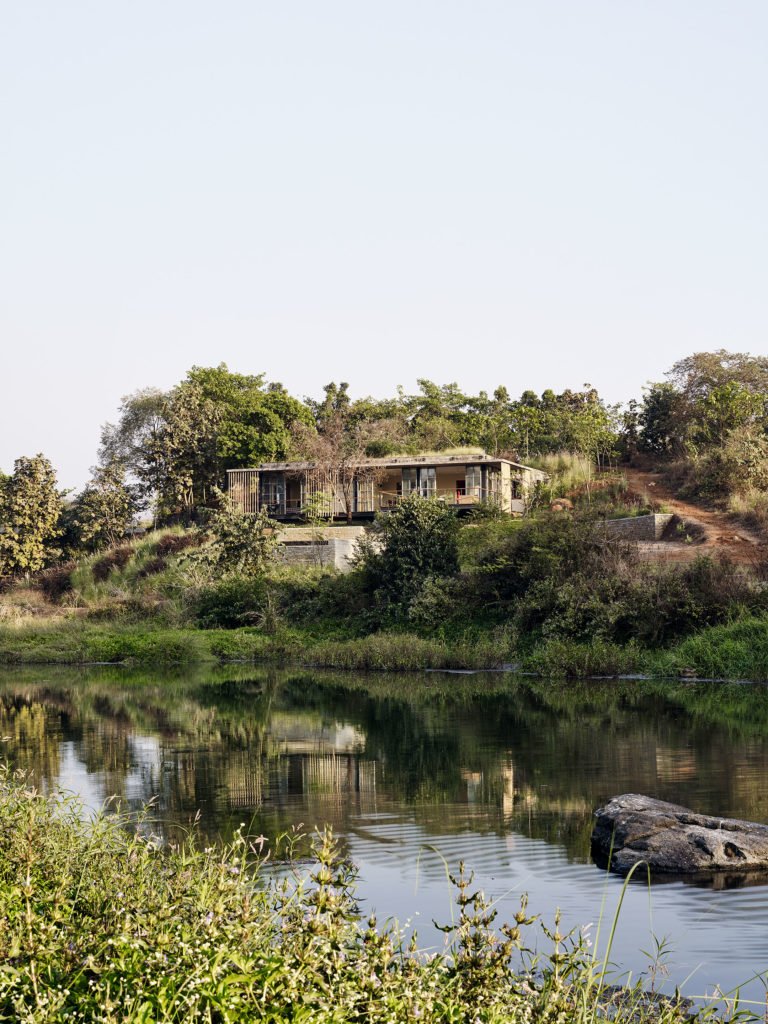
<box><xmin>2</xmin><ymin>669</ymin><xmax>768</xmax><ymax>857</ymax></box>
<box><xmin>0</xmin><ymin>699</ymin><xmax>62</xmax><ymax>787</ymax></box>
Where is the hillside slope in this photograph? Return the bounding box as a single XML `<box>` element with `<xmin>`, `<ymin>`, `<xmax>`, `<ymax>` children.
<box><xmin>625</xmin><ymin>468</ymin><xmax>765</xmax><ymax>564</ymax></box>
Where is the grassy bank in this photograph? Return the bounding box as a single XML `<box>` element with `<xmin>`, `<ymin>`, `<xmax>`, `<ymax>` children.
<box><xmin>3</xmin><ymin>615</ymin><xmax>768</xmax><ymax>680</ymax></box>
<box><xmin>0</xmin><ymin>773</ymin><xmax>743</xmax><ymax>1023</ymax></box>
<box><xmin>0</xmin><ymin>621</ymin><xmax>511</xmax><ymax>670</ymax></box>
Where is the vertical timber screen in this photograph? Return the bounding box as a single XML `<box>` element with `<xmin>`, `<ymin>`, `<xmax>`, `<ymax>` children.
<box><xmin>227</xmin><ymin>470</ymin><xmax>259</xmax><ymax>513</ymax></box>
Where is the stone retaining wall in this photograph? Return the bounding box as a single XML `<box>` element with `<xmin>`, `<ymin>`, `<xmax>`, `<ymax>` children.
<box><xmin>603</xmin><ymin>513</ymin><xmax>675</xmax><ymax>541</ymax></box>
<box><xmin>274</xmin><ymin>525</ymin><xmax>366</xmax><ymax>572</ymax></box>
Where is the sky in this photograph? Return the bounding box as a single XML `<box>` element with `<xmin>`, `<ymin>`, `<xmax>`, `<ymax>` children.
<box><xmin>2</xmin><ymin>1</ymin><xmax>767</xmax><ymax>489</ymax></box>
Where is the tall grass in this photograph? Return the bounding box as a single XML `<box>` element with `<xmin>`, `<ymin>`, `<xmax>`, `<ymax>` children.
<box><xmin>529</xmin><ymin>451</ymin><xmax>596</xmax><ymax>498</ymax></box>
<box><xmin>728</xmin><ymin>488</ymin><xmax>768</xmax><ymax>537</ymax></box>
<box><xmin>526</xmin><ymin>639</ymin><xmax>642</xmax><ymax>678</ymax></box>
<box><xmin>648</xmin><ymin>617</ymin><xmax>768</xmax><ymax>681</ymax></box>
<box><xmin>0</xmin><ymin>772</ymin><xmax>740</xmax><ymax>1023</ymax></box>
<box><xmin>303</xmin><ymin>632</ymin><xmax>510</xmax><ymax>671</ymax></box>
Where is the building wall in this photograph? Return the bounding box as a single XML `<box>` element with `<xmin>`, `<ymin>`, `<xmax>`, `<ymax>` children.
<box><xmin>499</xmin><ymin>463</ymin><xmax>513</xmax><ymax>512</ymax></box>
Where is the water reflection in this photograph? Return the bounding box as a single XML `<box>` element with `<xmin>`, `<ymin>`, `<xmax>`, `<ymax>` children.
<box><xmin>3</xmin><ymin>665</ymin><xmax>768</xmax><ymax>1000</ymax></box>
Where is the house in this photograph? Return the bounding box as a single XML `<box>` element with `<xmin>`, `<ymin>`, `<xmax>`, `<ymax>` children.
<box><xmin>226</xmin><ymin>452</ymin><xmax>547</xmax><ymax>520</ymax></box>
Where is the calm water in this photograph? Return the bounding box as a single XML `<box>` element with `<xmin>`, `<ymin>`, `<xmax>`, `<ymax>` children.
<box><xmin>2</xmin><ymin>664</ymin><xmax>768</xmax><ymax>1005</ymax></box>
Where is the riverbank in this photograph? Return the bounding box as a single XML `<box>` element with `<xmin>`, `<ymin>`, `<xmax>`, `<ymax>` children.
<box><xmin>0</xmin><ymin>773</ymin><xmax>747</xmax><ymax>1023</ymax></box>
<box><xmin>2</xmin><ymin>614</ymin><xmax>768</xmax><ymax>680</ymax></box>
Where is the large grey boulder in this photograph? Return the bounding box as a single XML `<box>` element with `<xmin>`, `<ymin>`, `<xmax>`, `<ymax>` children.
<box><xmin>592</xmin><ymin>793</ymin><xmax>768</xmax><ymax>877</ymax></box>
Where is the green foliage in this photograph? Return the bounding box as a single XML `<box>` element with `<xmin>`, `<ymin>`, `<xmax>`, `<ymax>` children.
<box><xmin>638</xmin><ymin>382</ymin><xmax>684</xmax><ymax>456</ymax></box>
<box><xmin>100</xmin><ymin>365</ymin><xmax>313</xmax><ymax>518</ymax></box>
<box><xmin>69</xmin><ymin>463</ymin><xmax>140</xmax><ymax>552</ymax></box>
<box><xmin>0</xmin><ymin>775</ymin><xmax>713</xmax><ymax>1024</ymax></box>
<box><xmin>0</xmin><ymin>622</ymin><xmax>209</xmax><ymax>665</ymax></box>
<box><xmin>526</xmin><ymin>638</ymin><xmax>641</xmax><ymax>677</ymax></box>
<box><xmin>190</xmin><ymin>494</ymin><xmax>278</xmax><ymax>578</ymax></box>
<box><xmin>638</xmin><ymin>348</ymin><xmax>768</xmax><ymax>479</ymax></box>
<box><xmin>359</xmin><ymin>496</ymin><xmax>460</xmax><ymax>619</ymax></box>
<box><xmin>185</xmin><ymin>363</ymin><xmax>313</xmax><ymax>467</ymax></box>
<box><xmin>0</xmin><ymin>454</ymin><xmax>62</xmax><ymax>577</ymax></box>
<box><xmin>194</xmin><ymin>578</ymin><xmax>268</xmax><ymax>629</ymax></box>
<box><xmin>649</xmin><ymin>616</ymin><xmax>768</xmax><ymax>680</ymax></box>
<box><xmin>474</xmin><ymin>515</ymin><xmax>768</xmax><ymax>647</ymax></box>
<box><xmin>154</xmin><ymin>380</ymin><xmax>222</xmax><ymax>515</ymax></box>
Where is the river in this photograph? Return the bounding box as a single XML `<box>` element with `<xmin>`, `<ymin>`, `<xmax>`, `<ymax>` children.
<box><xmin>1</xmin><ymin>664</ymin><xmax>767</xmax><ymax>1008</ymax></box>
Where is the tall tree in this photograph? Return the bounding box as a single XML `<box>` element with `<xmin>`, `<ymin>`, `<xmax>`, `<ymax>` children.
<box><xmin>99</xmin><ymin>365</ymin><xmax>314</xmax><ymax>518</ymax></box>
<box><xmin>0</xmin><ymin>455</ymin><xmax>62</xmax><ymax>576</ymax></box>
<box><xmin>71</xmin><ymin>463</ymin><xmax>141</xmax><ymax>551</ymax></box>
<box><xmin>294</xmin><ymin>383</ymin><xmax>393</xmax><ymax>522</ymax></box>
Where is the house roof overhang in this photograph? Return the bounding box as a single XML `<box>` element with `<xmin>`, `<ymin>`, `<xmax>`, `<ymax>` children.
<box><xmin>228</xmin><ymin>454</ymin><xmax>547</xmax><ymax>476</ymax></box>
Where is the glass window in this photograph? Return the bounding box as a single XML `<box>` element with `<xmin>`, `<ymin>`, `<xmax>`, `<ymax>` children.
<box><xmin>419</xmin><ymin>467</ymin><xmax>436</xmax><ymax>497</ymax></box>
<box><xmin>401</xmin><ymin>468</ymin><xmax>417</xmax><ymax>496</ymax></box>
<box><xmin>465</xmin><ymin>466</ymin><xmax>482</xmax><ymax>497</ymax></box>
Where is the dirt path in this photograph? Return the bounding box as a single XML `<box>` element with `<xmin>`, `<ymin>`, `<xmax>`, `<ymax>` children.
<box><xmin>623</xmin><ymin>468</ymin><xmax>765</xmax><ymax>564</ymax></box>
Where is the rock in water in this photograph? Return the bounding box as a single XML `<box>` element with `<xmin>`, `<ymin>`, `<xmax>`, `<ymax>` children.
<box><xmin>592</xmin><ymin>794</ymin><xmax>768</xmax><ymax>876</ymax></box>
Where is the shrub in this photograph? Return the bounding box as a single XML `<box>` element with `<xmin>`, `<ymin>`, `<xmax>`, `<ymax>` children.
<box><xmin>194</xmin><ymin>578</ymin><xmax>268</xmax><ymax>629</ymax></box>
<box><xmin>358</xmin><ymin>496</ymin><xmax>460</xmax><ymax>620</ymax></box>
<box><xmin>154</xmin><ymin>531</ymin><xmax>206</xmax><ymax>556</ymax></box>
<box><xmin>135</xmin><ymin>555</ymin><xmax>168</xmax><ymax>579</ymax></box>
<box><xmin>406</xmin><ymin>574</ymin><xmax>464</xmax><ymax>629</ymax></box>
<box><xmin>0</xmin><ymin>775</ymin><xmax>712</xmax><ymax>1023</ymax></box>
<box><xmin>92</xmin><ymin>545</ymin><xmax>133</xmax><ymax>581</ymax></box>
<box><xmin>36</xmin><ymin>562</ymin><xmax>76</xmax><ymax>602</ymax></box>
<box><xmin>527</xmin><ymin>638</ymin><xmax>642</xmax><ymax>677</ymax></box>
<box><xmin>271</xmin><ymin>568</ymin><xmax>373</xmax><ymax>633</ymax></box>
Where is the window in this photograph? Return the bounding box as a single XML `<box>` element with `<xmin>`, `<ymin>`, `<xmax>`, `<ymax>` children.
<box><xmin>419</xmin><ymin>467</ymin><xmax>436</xmax><ymax>498</ymax></box>
<box><xmin>401</xmin><ymin>468</ymin><xmax>417</xmax><ymax>496</ymax></box>
<box><xmin>260</xmin><ymin>475</ymin><xmax>285</xmax><ymax>512</ymax></box>
<box><xmin>465</xmin><ymin>466</ymin><xmax>483</xmax><ymax>498</ymax></box>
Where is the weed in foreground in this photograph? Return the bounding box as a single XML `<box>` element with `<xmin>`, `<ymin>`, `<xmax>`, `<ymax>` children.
<box><xmin>0</xmin><ymin>770</ymin><xmax>755</xmax><ymax>1023</ymax></box>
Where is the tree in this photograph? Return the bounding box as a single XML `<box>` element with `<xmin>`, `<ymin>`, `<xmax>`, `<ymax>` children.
<box><xmin>70</xmin><ymin>463</ymin><xmax>141</xmax><ymax>551</ymax></box>
<box><xmin>359</xmin><ymin>495</ymin><xmax>460</xmax><ymax>617</ymax></box>
<box><xmin>99</xmin><ymin>388</ymin><xmax>167</xmax><ymax>505</ymax></box>
<box><xmin>155</xmin><ymin>381</ymin><xmax>222</xmax><ymax>516</ymax></box>
<box><xmin>100</xmin><ymin>365</ymin><xmax>314</xmax><ymax>519</ymax></box>
<box><xmin>185</xmin><ymin>364</ymin><xmax>313</xmax><ymax>467</ymax></box>
<box><xmin>667</xmin><ymin>350</ymin><xmax>768</xmax><ymax>405</ymax></box>
<box><xmin>693</xmin><ymin>381</ymin><xmax>765</xmax><ymax>449</ymax></box>
<box><xmin>295</xmin><ymin>382</ymin><xmax>396</xmax><ymax>522</ymax></box>
<box><xmin>638</xmin><ymin>382</ymin><xmax>684</xmax><ymax>456</ymax></box>
<box><xmin>190</xmin><ymin>491</ymin><xmax>278</xmax><ymax>577</ymax></box>
<box><xmin>0</xmin><ymin>455</ymin><xmax>62</xmax><ymax>577</ymax></box>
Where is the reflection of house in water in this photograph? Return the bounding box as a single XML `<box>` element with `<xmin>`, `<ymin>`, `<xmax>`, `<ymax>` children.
<box><xmin>225</xmin><ymin>719</ymin><xmax>377</xmax><ymax>814</ymax></box>
<box><xmin>655</xmin><ymin>746</ymin><xmax>697</xmax><ymax>781</ymax></box>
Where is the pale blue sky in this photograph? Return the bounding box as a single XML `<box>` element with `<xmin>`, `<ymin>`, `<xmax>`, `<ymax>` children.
<box><xmin>2</xmin><ymin>2</ymin><xmax>766</xmax><ymax>488</ymax></box>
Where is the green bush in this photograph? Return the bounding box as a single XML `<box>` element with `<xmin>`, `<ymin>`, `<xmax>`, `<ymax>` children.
<box><xmin>526</xmin><ymin>638</ymin><xmax>642</xmax><ymax>677</ymax></box>
<box><xmin>194</xmin><ymin>578</ymin><xmax>268</xmax><ymax>629</ymax></box>
<box><xmin>358</xmin><ymin>496</ymin><xmax>460</xmax><ymax>620</ymax></box>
